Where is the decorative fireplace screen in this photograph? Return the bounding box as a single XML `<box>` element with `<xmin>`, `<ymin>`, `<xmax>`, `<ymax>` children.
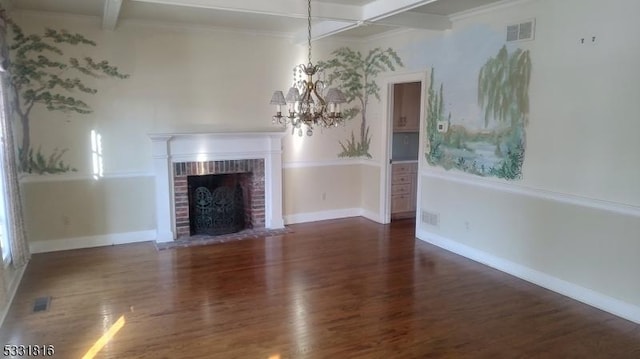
<box><xmin>188</xmin><ymin>174</ymin><xmax>245</xmax><ymax>236</ymax></box>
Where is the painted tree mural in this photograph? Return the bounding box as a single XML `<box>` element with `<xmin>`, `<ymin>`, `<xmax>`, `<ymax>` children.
<box><xmin>425</xmin><ymin>45</ymin><xmax>531</xmax><ymax>180</ymax></box>
<box><xmin>478</xmin><ymin>45</ymin><xmax>531</xmax><ymax>179</ymax></box>
<box><xmin>425</xmin><ymin>70</ymin><xmax>447</xmax><ymax>166</ymax></box>
<box><xmin>3</xmin><ymin>15</ymin><xmax>128</xmax><ymax>174</ymax></box>
<box><xmin>318</xmin><ymin>47</ymin><xmax>403</xmax><ymax>158</ymax></box>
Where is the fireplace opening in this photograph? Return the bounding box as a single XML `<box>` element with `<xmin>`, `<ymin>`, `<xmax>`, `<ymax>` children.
<box><xmin>173</xmin><ymin>159</ymin><xmax>265</xmax><ymax>239</ymax></box>
<box><xmin>187</xmin><ymin>173</ymin><xmax>250</xmax><ymax>236</ymax></box>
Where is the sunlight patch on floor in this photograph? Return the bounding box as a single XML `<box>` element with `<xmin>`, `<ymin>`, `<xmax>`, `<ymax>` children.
<box><xmin>81</xmin><ymin>315</ymin><xmax>126</xmax><ymax>359</ymax></box>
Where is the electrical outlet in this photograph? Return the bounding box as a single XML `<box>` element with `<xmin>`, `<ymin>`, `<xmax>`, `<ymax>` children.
<box><xmin>62</xmin><ymin>215</ymin><xmax>70</xmax><ymax>226</ymax></box>
<box><xmin>465</xmin><ymin>221</ymin><xmax>470</xmax><ymax>231</ymax></box>
<box><xmin>321</xmin><ymin>192</ymin><xmax>327</xmax><ymax>201</ymax></box>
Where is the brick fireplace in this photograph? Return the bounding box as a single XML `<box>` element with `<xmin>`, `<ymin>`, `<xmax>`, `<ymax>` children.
<box><xmin>173</xmin><ymin>159</ymin><xmax>265</xmax><ymax>238</ymax></box>
<box><xmin>149</xmin><ymin>131</ymin><xmax>285</xmax><ymax>243</ymax></box>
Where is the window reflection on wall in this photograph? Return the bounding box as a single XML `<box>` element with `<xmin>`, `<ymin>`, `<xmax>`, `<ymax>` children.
<box><xmin>0</xmin><ymin>142</ymin><xmax>10</xmax><ymax>263</ymax></box>
<box><xmin>91</xmin><ymin>130</ymin><xmax>104</xmax><ymax>180</ymax></box>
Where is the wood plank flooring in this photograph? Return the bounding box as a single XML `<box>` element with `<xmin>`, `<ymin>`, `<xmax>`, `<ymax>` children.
<box><xmin>1</xmin><ymin>218</ymin><xmax>639</xmax><ymax>358</ymax></box>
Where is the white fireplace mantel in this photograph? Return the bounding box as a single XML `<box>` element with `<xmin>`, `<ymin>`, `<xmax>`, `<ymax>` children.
<box><xmin>149</xmin><ymin>131</ymin><xmax>286</xmax><ymax>242</ymax></box>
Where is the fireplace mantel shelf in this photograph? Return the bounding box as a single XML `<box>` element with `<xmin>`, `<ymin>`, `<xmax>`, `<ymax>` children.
<box><xmin>148</xmin><ymin>130</ymin><xmax>286</xmax><ymax>140</ymax></box>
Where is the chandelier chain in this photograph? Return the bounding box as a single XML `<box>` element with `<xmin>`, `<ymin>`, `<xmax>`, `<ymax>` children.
<box><xmin>270</xmin><ymin>0</ymin><xmax>346</xmax><ymax>135</ymax></box>
<box><xmin>307</xmin><ymin>0</ymin><xmax>312</xmax><ymax>64</ymax></box>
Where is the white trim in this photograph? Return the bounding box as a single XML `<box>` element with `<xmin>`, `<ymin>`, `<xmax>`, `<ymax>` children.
<box><xmin>284</xmin><ymin>208</ymin><xmax>361</xmax><ymax>225</ymax></box>
<box><xmin>421</xmin><ymin>169</ymin><xmax>640</xmax><ymax>218</ymax></box>
<box><xmin>0</xmin><ymin>264</ymin><xmax>27</xmax><ymax>328</ymax></box>
<box><xmin>29</xmin><ymin>230</ymin><xmax>156</xmax><ymax>253</ymax></box>
<box><xmin>449</xmin><ymin>0</ymin><xmax>537</xmax><ymax>22</ymax></box>
<box><xmin>284</xmin><ymin>208</ymin><xmax>384</xmax><ymax>225</ymax></box>
<box><xmin>149</xmin><ymin>132</ymin><xmax>285</xmax><ymax>240</ymax></box>
<box><xmin>102</xmin><ymin>171</ymin><xmax>154</xmax><ymax>179</ymax></box>
<box><xmin>19</xmin><ymin>171</ymin><xmax>154</xmax><ymax>183</ymax></box>
<box><xmin>170</xmin><ymin>151</ymin><xmax>281</xmax><ymax>163</ymax></box>
<box><xmin>283</xmin><ymin>158</ymin><xmax>382</xmax><ymax>169</ymax></box>
<box><xmin>360</xmin><ymin>208</ymin><xmax>383</xmax><ymax>223</ymax></box>
<box><xmin>102</xmin><ymin>0</ymin><xmax>123</xmax><ymax>30</ymax></box>
<box><xmin>363</xmin><ymin>27</ymin><xmax>416</xmax><ymax>43</ymax></box>
<box><xmin>361</xmin><ymin>159</ymin><xmax>382</xmax><ymax>168</ymax></box>
<box><xmin>416</xmin><ymin>229</ymin><xmax>640</xmax><ymax>324</ymax></box>
<box><xmin>380</xmin><ymin>69</ymin><xmax>430</xmax><ymax>225</ymax></box>
<box><xmin>148</xmin><ymin>130</ymin><xmax>286</xmax><ymax>138</ymax></box>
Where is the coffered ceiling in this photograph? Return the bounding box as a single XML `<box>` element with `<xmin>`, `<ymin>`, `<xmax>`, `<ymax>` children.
<box><xmin>10</xmin><ymin>0</ymin><xmax>508</xmax><ymax>39</ymax></box>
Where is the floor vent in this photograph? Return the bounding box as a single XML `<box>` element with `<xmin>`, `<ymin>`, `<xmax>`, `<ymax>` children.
<box><xmin>33</xmin><ymin>296</ymin><xmax>51</xmax><ymax>313</ymax></box>
<box><xmin>421</xmin><ymin>210</ymin><xmax>439</xmax><ymax>227</ymax></box>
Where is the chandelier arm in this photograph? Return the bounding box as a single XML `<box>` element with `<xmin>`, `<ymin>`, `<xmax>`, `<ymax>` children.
<box><xmin>312</xmin><ymin>80</ymin><xmax>327</xmax><ymax>113</ymax></box>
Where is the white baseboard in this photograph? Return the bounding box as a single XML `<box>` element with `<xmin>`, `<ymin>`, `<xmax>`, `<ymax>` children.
<box><xmin>284</xmin><ymin>208</ymin><xmax>384</xmax><ymax>225</ymax></box>
<box><xmin>360</xmin><ymin>208</ymin><xmax>383</xmax><ymax>223</ymax></box>
<box><xmin>283</xmin><ymin>159</ymin><xmax>382</xmax><ymax>169</ymax></box>
<box><xmin>416</xmin><ymin>228</ymin><xmax>640</xmax><ymax>324</ymax></box>
<box><xmin>155</xmin><ymin>230</ymin><xmax>175</xmax><ymax>243</ymax></box>
<box><xmin>29</xmin><ymin>230</ymin><xmax>156</xmax><ymax>253</ymax></box>
<box><xmin>284</xmin><ymin>208</ymin><xmax>363</xmax><ymax>225</ymax></box>
<box><xmin>0</xmin><ymin>264</ymin><xmax>27</xmax><ymax>328</ymax></box>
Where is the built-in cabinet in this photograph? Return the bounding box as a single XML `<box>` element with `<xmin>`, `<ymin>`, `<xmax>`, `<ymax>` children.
<box><xmin>391</xmin><ymin>162</ymin><xmax>417</xmax><ymax>218</ymax></box>
<box><xmin>393</xmin><ymin>82</ymin><xmax>421</xmax><ymax>132</ymax></box>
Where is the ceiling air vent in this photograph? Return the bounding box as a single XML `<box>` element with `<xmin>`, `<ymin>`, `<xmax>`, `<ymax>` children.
<box><xmin>507</xmin><ymin>19</ymin><xmax>535</xmax><ymax>42</ymax></box>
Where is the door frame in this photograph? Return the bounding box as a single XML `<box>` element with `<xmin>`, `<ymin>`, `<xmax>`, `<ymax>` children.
<box><xmin>379</xmin><ymin>69</ymin><xmax>430</xmax><ymax>224</ymax></box>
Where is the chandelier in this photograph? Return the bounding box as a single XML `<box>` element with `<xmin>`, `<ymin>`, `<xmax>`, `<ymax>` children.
<box><xmin>270</xmin><ymin>0</ymin><xmax>347</xmax><ymax>136</ymax></box>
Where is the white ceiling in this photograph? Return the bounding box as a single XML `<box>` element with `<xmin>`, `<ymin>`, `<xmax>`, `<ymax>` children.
<box><xmin>413</xmin><ymin>0</ymin><xmax>505</xmax><ymax>15</ymax></box>
<box><xmin>316</xmin><ymin>0</ymin><xmax>376</xmax><ymax>6</ymax></box>
<box><xmin>11</xmin><ymin>0</ymin><xmax>507</xmax><ymax>39</ymax></box>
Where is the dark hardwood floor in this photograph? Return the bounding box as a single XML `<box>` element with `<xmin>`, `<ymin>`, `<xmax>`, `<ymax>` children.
<box><xmin>1</xmin><ymin>218</ymin><xmax>639</xmax><ymax>358</ymax></box>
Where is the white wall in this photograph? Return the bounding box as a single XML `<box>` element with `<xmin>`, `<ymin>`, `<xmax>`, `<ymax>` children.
<box><xmin>364</xmin><ymin>0</ymin><xmax>640</xmax><ymax>320</ymax></box>
<box><xmin>11</xmin><ymin>12</ymin><xmax>303</xmax><ymax>175</ymax></box>
<box><xmin>12</xmin><ymin>0</ymin><xmax>640</xmax><ymax>323</ymax></box>
<box><xmin>10</xmin><ymin>11</ymin><xmax>365</xmax><ymax>245</ymax></box>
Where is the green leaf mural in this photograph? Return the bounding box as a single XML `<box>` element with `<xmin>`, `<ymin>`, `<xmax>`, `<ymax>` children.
<box><xmin>425</xmin><ymin>46</ymin><xmax>532</xmax><ymax>180</ymax></box>
<box><xmin>1</xmin><ymin>11</ymin><xmax>129</xmax><ymax>174</ymax></box>
<box><xmin>478</xmin><ymin>45</ymin><xmax>531</xmax><ymax>128</ymax></box>
<box><xmin>319</xmin><ymin>47</ymin><xmax>403</xmax><ymax>158</ymax></box>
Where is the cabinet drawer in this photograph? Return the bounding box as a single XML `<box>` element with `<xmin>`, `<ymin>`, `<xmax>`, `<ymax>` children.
<box><xmin>392</xmin><ymin>163</ymin><xmax>417</xmax><ymax>175</ymax></box>
<box><xmin>391</xmin><ymin>194</ymin><xmax>411</xmax><ymax>213</ymax></box>
<box><xmin>392</xmin><ymin>174</ymin><xmax>412</xmax><ymax>185</ymax></box>
<box><xmin>392</xmin><ymin>183</ymin><xmax>410</xmax><ymax>195</ymax></box>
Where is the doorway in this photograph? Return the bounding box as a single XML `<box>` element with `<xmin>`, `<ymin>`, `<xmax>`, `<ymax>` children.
<box><xmin>390</xmin><ymin>82</ymin><xmax>420</xmax><ymax>221</ymax></box>
<box><xmin>380</xmin><ymin>70</ymin><xmax>429</xmax><ymax>225</ymax></box>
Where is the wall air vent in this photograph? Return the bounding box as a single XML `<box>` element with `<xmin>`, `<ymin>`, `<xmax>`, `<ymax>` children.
<box><xmin>507</xmin><ymin>19</ymin><xmax>535</xmax><ymax>42</ymax></box>
<box><xmin>421</xmin><ymin>210</ymin><xmax>439</xmax><ymax>227</ymax></box>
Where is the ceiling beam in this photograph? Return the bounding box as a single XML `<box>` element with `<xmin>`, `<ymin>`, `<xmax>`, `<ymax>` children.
<box><xmin>102</xmin><ymin>0</ymin><xmax>123</xmax><ymax>30</ymax></box>
<box><xmin>374</xmin><ymin>11</ymin><xmax>451</xmax><ymax>31</ymax></box>
<box><xmin>130</xmin><ymin>0</ymin><xmax>361</xmax><ymax>21</ymax></box>
<box><xmin>293</xmin><ymin>20</ymin><xmax>360</xmax><ymax>44</ymax></box>
<box><xmin>294</xmin><ymin>0</ymin><xmax>448</xmax><ymax>41</ymax></box>
<box><xmin>362</xmin><ymin>0</ymin><xmax>440</xmax><ymax>22</ymax></box>
<box><xmin>129</xmin><ymin>0</ymin><xmax>449</xmax><ymax>41</ymax></box>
